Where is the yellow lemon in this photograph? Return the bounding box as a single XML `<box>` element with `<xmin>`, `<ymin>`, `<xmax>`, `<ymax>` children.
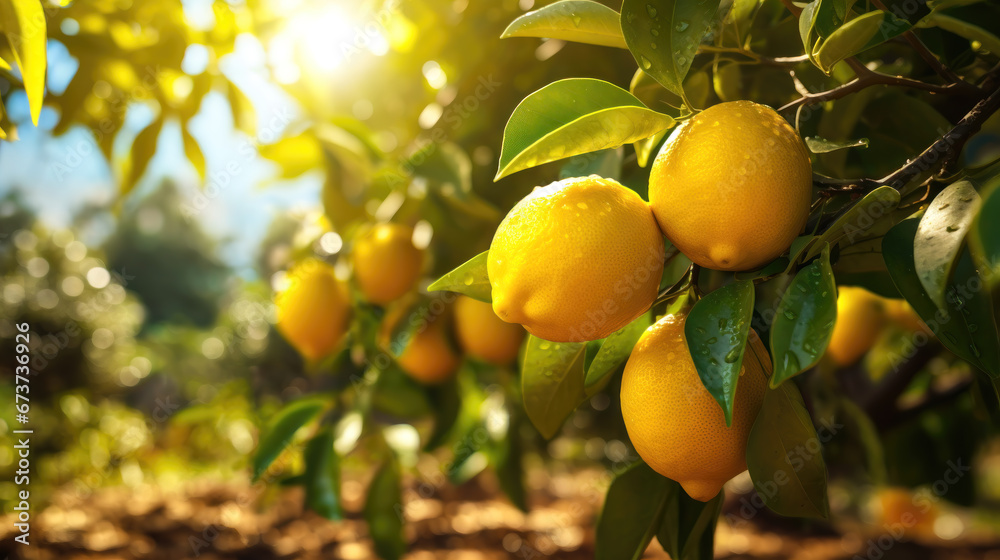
<box><xmin>453</xmin><ymin>295</ymin><xmax>525</xmax><ymax>365</ymax></box>
<box><xmin>275</xmin><ymin>259</ymin><xmax>351</xmax><ymax>362</ymax></box>
<box><xmin>826</xmin><ymin>286</ymin><xmax>888</xmax><ymax>366</ymax></box>
<box><xmin>353</xmin><ymin>223</ymin><xmax>424</xmax><ymax>305</ymax></box>
<box><xmin>876</xmin><ymin>487</ymin><xmax>938</xmax><ymax>537</ymax></box>
<box><xmin>620</xmin><ymin>313</ymin><xmax>770</xmax><ymax>501</ymax></box>
<box><xmin>382</xmin><ymin>303</ymin><xmax>460</xmax><ymax>384</ymax></box>
<box><xmin>649</xmin><ymin>100</ymin><xmax>813</xmax><ymax>271</ymax></box>
<box><xmin>488</xmin><ymin>176</ymin><xmax>665</xmax><ymax>342</ymax></box>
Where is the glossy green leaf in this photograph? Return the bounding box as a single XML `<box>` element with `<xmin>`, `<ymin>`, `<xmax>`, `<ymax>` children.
<box><xmin>805</xmin><ymin>136</ymin><xmax>869</xmax><ymax>154</ymax></box>
<box><xmin>496</xmin><ymin>78</ymin><xmax>675</xmax><ymax>180</ymax></box>
<box><xmin>635</xmin><ymin>129</ymin><xmax>668</xmax><ymax>168</ymax></box>
<box><xmin>883</xmin><ymin>218</ymin><xmax>1000</xmax><ymax>376</ymax></box>
<box><xmin>584</xmin><ymin>312</ymin><xmax>652</xmax><ymax>394</ymax></box>
<box><xmin>595</xmin><ymin>462</ymin><xmax>674</xmax><ymax>560</ymax></box>
<box><xmin>914</xmin><ymin>180</ymin><xmax>981</xmax><ymax>308</ymax></box>
<box><xmin>122</xmin><ymin>118</ymin><xmax>164</xmax><ymax>196</ymax></box>
<box><xmin>182</xmin><ymin>127</ymin><xmax>206</xmax><ymax>182</ymax></box>
<box><xmin>656</xmin><ymin>488</ymin><xmax>723</xmax><ymax>560</ymax></box>
<box><xmin>0</xmin><ymin>0</ymin><xmax>46</xmax><ymax>125</ymax></box>
<box><xmin>921</xmin><ymin>12</ymin><xmax>1000</xmax><ymax>55</ymax></box>
<box><xmin>746</xmin><ymin>382</ymin><xmax>830</xmax><ymax>519</ymax></box>
<box><xmin>252</xmin><ymin>397</ymin><xmax>328</xmax><ymax>481</ymax></box>
<box><xmin>806</xmin><ymin>186</ymin><xmax>900</xmax><ymax>261</ymax></box>
<box><xmin>428</xmin><ymin>251</ymin><xmax>491</xmax><ymax>302</ymax></box>
<box><xmin>799</xmin><ymin>0</ymin><xmax>821</xmax><ymax>54</ymax></box>
<box><xmin>408</xmin><ymin>141</ymin><xmax>473</xmax><ymax>198</ymax></box>
<box><xmin>303</xmin><ymin>428</ymin><xmax>343</xmax><ymax>520</ymax></box>
<box><xmin>769</xmin><ymin>245</ymin><xmax>837</xmax><ymax>387</ymax></box>
<box><xmin>684</xmin><ymin>280</ymin><xmax>756</xmax><ymax>426</ymax></box>
<box><xmin>493</xmin><ymin>411</ymin><xmax>528</xmax><ymax>511</ymax></box>
<box><xmin>424</xmin><ymin>378</ymin><xmax>462</xmax><ymax>451</ymax></box>
<box><xmin>971</xmin><ymin>183</ymin><xmax>1000</xmax><ymax>286</ymax></box>
<box><xmin>814</xmin><ymin>0</ymin><xmax>858</xmax><ymax>38</ymax></box>
<box><xmin>621</xmin><ymin>0</ymin><xmax>723</xmax><ymax>100</ymax></box>
<box><xmin>560</xmin><ymin>148</ymin><xmax>624</xmax><ymax>180</ymax></box>
<box><xmin>838</xmin><ymin>399</ymin><xmax>887</xmax><ymax>485</ymax></box>
<box><xmin>501</xmin><ymin>0</ymin><xmax>628</xmax><ymax>48</ymax></box>
<box><xmin>522</xmin><ymin>336</ymin><xmax>587</xmax><ymax>438</ymax></box>
<box><xmin>364</xmin><ymin>458</ymin><xmax>406</xmax><ymax>560</ymax></box>
<box><xmin>814</xmin><ymin>10</ymin><xmax>912</xmax><ymax>73</ymax></box>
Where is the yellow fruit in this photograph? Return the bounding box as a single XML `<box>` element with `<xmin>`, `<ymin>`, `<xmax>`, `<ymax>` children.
<box><xmin>649</xmin><ymin>100</ymin><xmax>813</xmax><ymax>271</ymax></box>
<box><xmin>488</xmin><ymin>176</ymin><xmax>665</xmax><ymax>342</ymax></box>
<box><xmin>876</xmin><ymin>487</ymin><xmax>937</xmax><ymax>536</ymax></box>
<box><xmin>620</xmin><ymin>313</ymin><xmax>770</xmax><ymax>501</ymax></box>
<box><xmin>885</xmin><ymin>298</ymin><xmax>932</xmax><ymax>335</ymax></box>
<box><xmin>382</xmin><ymin>304</ymin><xmax>460</xmax><ymax>384</ymax></box>
<box><xmin>352</xmin><ymin>223</ymin><xmax>424</xmax><ymax>305</ymax></box>
<box><xmin>454</xmin><ymin>296</ymin><xmax>525</xmax><ymax>365</ymax></box>
<box><xmin>827</xmin><ymin>286</ymin><xmax>888</xmax><ymax>366</ymax></box>
<box><xmin>275</xmin><ymin>259</ymin><xmax>351</xmax><ymax>362</ymax></box>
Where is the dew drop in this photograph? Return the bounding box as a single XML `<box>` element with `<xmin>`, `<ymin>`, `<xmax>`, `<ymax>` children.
<box><xmin>724</xmin><ymin>347</ymin><xmax>741</xmax><ymax>363</ymax></box>
<box><xmin>695</xmin><ymin>326</ymin><xmax>706</xmax><ymax>334</ymax></box>
<box><xmin>640</xmin><ymin>55</ymin><xmax>652</xmax><ymax>70</ymax></box>
<box><xmin>539</xmin><ymin>341</ymin><xmax>551</xmax><ymax>350</ymax></box>
<box><xmin>646</xmin><ymin>4</ymin><xmax>658</xmax><ymax>17</ymax></box>
<box><xmin>675</xmin><ymin>55</ymin><xmax>687</xmax><ymax>66</ymax></box>
<box><xmin>463</xmin><ymin>275</ymin><xmax>475</xmax><ymax>286</ymax></box>
<box><xmin>718</xmin><ymin>318</ymin><xmax>728</xmax><ymax>329</ymax></box>
<box><xmin>946</xmin><ymin>225</ymin><xmax>959</xmax><ymax>232</ymax></box>
<box><xmin>782</xmin><ymin>352</ymin><xmax>801</xmax><ymax>374</ymax></box>
<box><xmin>783</xmin><ymin>309</ymin><xmax>797</xmax><ymax>320</ymax></box>
<box><xmin>707</xmin><ymin>337</ymin><xmax>718</xmax><ymax>344</ymax></box>
<box><xmin>651</xmin><ymin>42</ymin><xmax>658</xmax><ymax>49</ymax></box>
<box><xmin>675</xmin><ymin>20</ymin><xmax>689</xmax><ymax>32</ymax></box>
<box><xmin>709</xmin><ymin>357</ymin><xmax>719</xmax><ymax>366</ymax></box>
<box><xmin>573</xmin><ymin>15</ymin><xmax>582</xmax><ymax>26</ymax></box>
<box><xmin>651</xmin><ymin>28</ymin><xmax>660</xmax><ymax>36</ymax></box>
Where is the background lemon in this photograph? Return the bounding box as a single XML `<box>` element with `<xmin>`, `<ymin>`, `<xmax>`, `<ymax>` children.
<box><xmin>353</xmin><ymin>222</ymin><xmax>424</xmax><ymax>305</ymax></box>
<box><xmin>885</xmin><ymin>298</ymin><xmax>932</xmax><ymax>335</ymax></box>
<box><xmin>827</xmin><ymin>286</ymin><xmax>888</xmax><ymax>366</ymax></box>
<box><xmin>620</xmin><ymin>313</ymin><xmax>770</xmax><ymax>501</ymax></box>
<box><xmin>488</xmin><ymin>176</ymin><xmax>665</xmax><ymax>342</ymax></box>
<box><xmin>382</xmin><ymin>304</ymin><xmax>461</xmax><ymax>384</ymax></box>
<box><xmin>875</xmin><ymin>487</ymin><xmax>938</xmax><ymax>537</ymax></box>
<box><xmin>275</xmin><ymin>259</ymin><xmax>351</xmax><ymax>362</ymax></box>
<box><xmin>454</xmin><ymin>295</ymin><xmax>525</xmax><ymax>365</ymax></box>
<box><xmin>649</xmin><ymin>100</ymin><xmax>813</xmax><ymax>271</ymax></box>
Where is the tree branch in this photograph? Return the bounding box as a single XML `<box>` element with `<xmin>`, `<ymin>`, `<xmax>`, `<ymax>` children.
<box><xmin>780</xmin><ymin>72</ymin><xmax>967</xmax><ymax>112</ymax></box>
<box><xmin>861</xmin><ymin>343</ymin><xmax>940</xmax><ymax>429</ymax></box>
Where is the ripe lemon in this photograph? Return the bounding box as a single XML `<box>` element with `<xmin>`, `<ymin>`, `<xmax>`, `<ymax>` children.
<box><xmin>488</xmin><ymin>176</ymin><xmax>665</xmax><ymax>342</ymax></box>
<box><xmin>454</xmin><ymin>295</ymin><xmax>525</xmax><ymax>365</ymax></box>
<box><xmin>826</xmin><ymin>286</ymin><xmax>888</xmax><ymax>366</ymax></box>
<box><xmin>649</xmin><ymin>100</ymin><xmax>813</xmax><ymax>271</ymax></box>
<box><xmin>352</xmin><ymin>223</ymin><xmax>424</xmax><ymax>305</ymax></box>
<box><xmin>876</xmin><ymin>487</ymin><xmax>937</xmax><ymax>537</ymax></box>
<box><xmin>620</xmin><ymin>313</ymin><xmax>770</xmax><ymax>501</ymax></box>
<box><xmin>275</xmin><ymin>259</ymin><xmax>351</xmax><ymax>362</ymax></box>
<box><xmin>382</xmin><ymin>303</ymin><xmax>461</xmax><ymax>384</ymax></box>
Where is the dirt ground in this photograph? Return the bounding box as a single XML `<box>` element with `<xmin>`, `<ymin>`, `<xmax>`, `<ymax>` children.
<box><xmin>2</xmin><ymin>468</ymin><xmax>998</xmax><ymax>560</ymax></box>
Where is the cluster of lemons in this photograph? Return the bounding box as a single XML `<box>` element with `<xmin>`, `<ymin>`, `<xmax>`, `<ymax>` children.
<box><xmin>273</xmin><ymin>223</ymin><xmax>524</xmax><ymax>384</ymax></box>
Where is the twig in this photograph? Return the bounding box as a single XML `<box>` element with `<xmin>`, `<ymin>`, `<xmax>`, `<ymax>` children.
<box><xmin>869</xmin><ymin>0</ymin><xmax>970</xmax><ymax>88</ymax></box>
<box><xmin>780</xmin><ymin>72</ymin><xmax>966</xmax><ymax>112</ymax></box>
<box><xmin>861</xmin><ymin>343</ymin><xmax>940</xmax><ymax>429</ymax></box>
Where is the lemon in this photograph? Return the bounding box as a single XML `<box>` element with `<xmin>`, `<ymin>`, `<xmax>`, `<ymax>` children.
<box><xmin>827</xmin><ymin>286</ymin><xmax>888</xmax><ymax>366</ymax></box>
<box><xmin>876</xmin><ymin>487</ymin><xmax>938</xmax><ymax>537</ymax></box>
<box><xmin>382</xmin><ymin>303</ymin><xmax>460</xmax><ymax>384</ymax></box>
<box><xmin>275</xmin><ymin>259</ymin><xmax>351</xmax><ymax>362</ymax></box>
<box><xmin>488</xmin><ymin>176</ymin><xmax>665</xmax><ymax>342</ymax></box>
<box><xmin>620</xmin><ymin>313</ymin><xmax>770</xmax><ymax>501</ymax></box>
<box><xmin>454</xmin><ymin>295</ymin><xmax>525</xmax><ymax>365</ymax></box>
<box><xmin>353</xmin><ymin>223</ymin><xmax>424</xmax><ymax>305</ymax></box>
<box><xmin>649</xmin><ymin>100</ymin><xmax>813</xmax><ymax>271</ymax></box>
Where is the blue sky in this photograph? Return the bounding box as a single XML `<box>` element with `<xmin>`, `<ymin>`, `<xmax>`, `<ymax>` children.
<box><xmin>0</xmin><ymin>33</ymin><xmax>322</xmax><ymax>279</ymax></box>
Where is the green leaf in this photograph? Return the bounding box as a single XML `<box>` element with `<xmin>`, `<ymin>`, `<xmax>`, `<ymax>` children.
<box><xmin>122</xmin><ymin>118</ymin><xmax>164</xmax><ymax>196</ymax></box>
<box><xmin>560</xmin><ymin>148</ymin><xmax>624</xmax><ymax>181</ymax></box>
<box><xmin>501</xmin><ymin>0</ymin><xmax>628</xmax><ymax>48</ymax></box>
<box><xmin>424</xmin><ymin>378</ymin><xmax>462</xmax><ymax>451</ymax></box>
<box><xmin>408</xmin><ymin>141</ymin><xmax>472</xmax><ymax>198</ymax></box>
<box><xmin>805</xmin><ymin>186</ymin><xmax>901</xmax><ymax>261</ymax></box>
<box><xmin>814</xmin><ymin>0</ymin><xmax>858</xmax><ymax>38</ymax></box>
<box><xmin>799</xmin><ymin>0</ymin><xmax>821</xmax><ymax>55</ymax></box>
<box><xmin>769</xmin><ymin>245</ymin><xmax>837</xmax><ymax>387</ymax></box>
<box><xmin>657</xmin><ymin>489</ymin><xmax>723</xmax><ymax>560</ymax></box>
<box><xmin>584</xmin><ymin>312</ymin><xmax>652</xmax><ymax>395</ymax></box>
<box><xmin>493</xmin><ymin>411</ymin><xmax>528</xmax><ymax>511</ymax></box>
<box><xmin>182</xmin><ymin>127</ymin><xmax>206</xmax><ymax>182</ymax></box>
<box><xmin>635</xmin><ymin>129</ymin><xmax>668</xmax><ymax>168</ymax></box>
<box><xmin>495</xmin><ymin>78</ymin><xmax>675</xmax><ymax>180</ymax></box>
<box><xmin>883</xmin><ymin>218</ymin><xmax>1000</xmax><ymax>376</ymax></box>
<box><xmin>971</xmin><ymin>183</ymin><xmax>1000</xmax><ymax>286</ymax></box>
<box><xmin>814</xmin><ymin>10</ymin><xmax>912</xmax><ymax>73</ymax></box>
<box><xmin>303</xmin><ymin>428</ymin><xmax>343</xmax><ymax>520</ymax></box>
<box><xmin>620</xmin><ymin>0</ymin><xmax>723</xmax><ymax>100</ymax></box>
<box><xmin>684</xmin><ymin>280</ymin><xmax>756</xmax><ymax>426</ymax></box>
<box><xmin>914</xmin><ymin>180</ymin><xmax>981</xmax><ymax>309</ymax></box>
<box><xmin>838</xmin><ymin>399</ymin><xmax>886</xmax><ymax>485</ymax></box>
<box><xmin>746</xmin><ymin>382</ymin><xmax>830</xmax><ymax>519</ymax></box>
<box><xmin>805</xmin><ymin>136</ymin><xmax>869</xmax><ymax>153</ymax></box>
<box><xmin>364</xmin><ymin>458</ymin><xmax>406</xmax><ymax>560</ymax></box>
<box><xmin>252</xmin><ymin>397</ymin><xmax>328</xmax><ymax>481</ymax></box>
<box><xmin>921</xmin><ymin>12</ymin><xmax>1000</xmax><ymax>55</ymax></box>
<box><xmin>428</xmin><ymin>251</ymin><xmax>491</xmax><ymax>302</ymax></box>
<box><xmin>521</xmin><ymin>336</ymin><xmax>587</xmax><ymax>439</ymax></box>
<box><xmin>595</xmin><ymin>461</ymin><xmax>675</xmax><ymax>560</ymax></box>
<box><xmin>0</xmin><ymin>0</ymin><xmax>46</xmax><ymax>125</ymax></box>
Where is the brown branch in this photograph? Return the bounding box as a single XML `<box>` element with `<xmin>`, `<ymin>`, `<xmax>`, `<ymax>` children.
<box><xmin>861</xmin><ymin>343</ymin><xmax>940</xmax><ymax>429</ymax></box>
<box><xmin>780</xmin><ymin>72</ymin><xmax>966</xmax><ymax>112</ymax></box>
<box><xmin>869</xmin><ymin>0</ymin><xmax>969</xmax><ymax>88</ymax></box>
